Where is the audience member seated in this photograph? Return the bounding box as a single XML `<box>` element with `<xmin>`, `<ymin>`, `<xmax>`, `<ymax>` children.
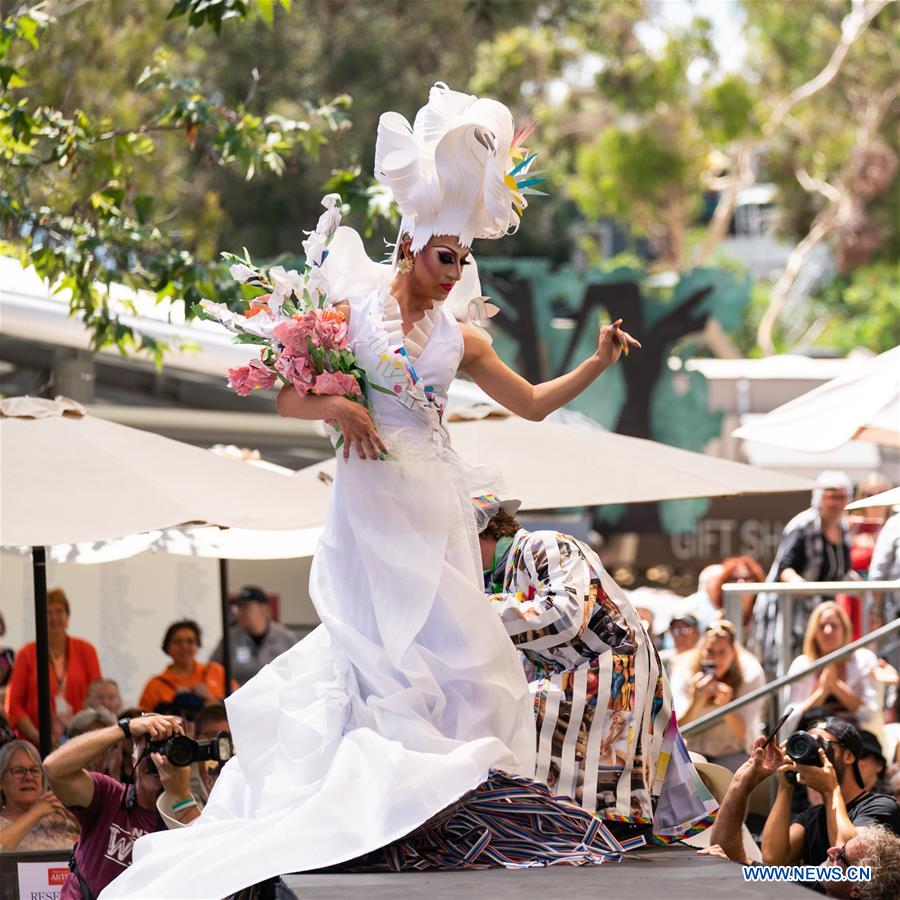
<box><xmin>785</xmin><ymin>602</ymin><xmax>882</xmax><ymax>738</ymax></box>
<box><xmin>84</xmin><ymin>678</ymin><xmax>124</xmax><ymax>716</ymax></box>
<box><xmin>679</xmin><ymin>564</ymin><xmax>723</xmax><ymax>631</ymax></box>
<box><xmin>701</xmin><ymin>733</ymin><xmax>900</xmax><ymax>900</ymax></box>
<box><xmin>138</xmin><ymin>619</ymin><xmax>231</xmax><ymax>712</ymax></box>
<box><xmin>210</xmin><ymin>585</ymin><xmax>298</xmax><ymax>686</ymax></box>
<box><xmin>66</xmin><ymin>707</ymin><xmax>118</xmax><ymax>774</ymax></box>
<box><xmin>195</xmin><ymin>702</ymin><xmax>229</xmax><ymax>742</ymax></box>
<box><xmin>5</xmin><ymin>588</ymin><xmax>101</xmax><ymax>747</ymax></box>
<box><xmin>858</xmin><ymin>730</ymin><xmax>890</xmax><ymax>794</ymax></box>
<box><xmin>752</xmin><ymin>471</ymin><xmax>853</xmax><ymax>674</ymax></box>
<box><xmin>659</xmin><ymin>613</ymin><xmax>700</xmax><ymax>677</ymax></box>
<box><xmin>709</xmin><ymin>556</ymin><xmax>765</xmax><ymax>632</ymax></box>
<box><xmin>0</xmin><ymin>739</ymin><xmax>80</xmax><ymax>851</ymax></box>
<box><xmin>45</xmin><ymin>712</ymin><xmax>186</xmax><ymax>899</ymax></box>
<box><xmin>672</xmin><ymin>620</ymin><xmax>766</xmax><ymax>771</ymax></box>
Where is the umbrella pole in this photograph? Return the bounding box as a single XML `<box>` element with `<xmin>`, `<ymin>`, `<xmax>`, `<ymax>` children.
<box><xmin>219</xmin><ymin>558</ymin><xmax>234</xmax><ymax>697</ymax></box>
<box><xmin>32</xmin><ymin>546</ymin><xmax>52</xmax><ymax>759</ymax></box>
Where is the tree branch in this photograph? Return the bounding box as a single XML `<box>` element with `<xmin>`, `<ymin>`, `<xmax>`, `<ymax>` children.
<box><xmin>795</xmin><ymin>167</ymin><xmax>842</xmax><ymax>204</ymax></box>
<box><xmin>763</xmin><ymin>0</ymin><xmax>890</xmax><ymax>139</ymax></box>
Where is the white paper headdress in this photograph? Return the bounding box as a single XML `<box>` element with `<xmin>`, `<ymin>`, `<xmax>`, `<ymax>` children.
<box><xmin>375</xmin><ymin>82</ymin><xmax>543</xmax><ymax>256</ymax></box>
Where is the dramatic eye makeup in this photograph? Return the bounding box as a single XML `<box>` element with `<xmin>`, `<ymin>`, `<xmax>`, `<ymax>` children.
<box><xmin>436</xmin><ymin>248</ymin><xmax>471</xmax><ymax>266</ymax></box>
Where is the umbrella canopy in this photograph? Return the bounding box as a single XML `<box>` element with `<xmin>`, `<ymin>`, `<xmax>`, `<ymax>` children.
<box><xmin>304</xmin><ymin>413</ymin><xmax>814</xmax><ymax>509</ymax></box>
<box><xmin>0</xmin><ymin>395</ymin><xmax>331</xmax><ymax>756</ymax></box>
<box><xmin>846</xmin><ymin>486</ymin><xmax>900</xmax><ymax>511</ymax></box>
<box><xmin>0</xmin><ymin>396</ymin><xmax>332</xmax><ymax>547</ymax></box>
<box><xmin>732</xmin><ymin>347</ymin><xmax>900</xmax><ymax>453</ymax></box>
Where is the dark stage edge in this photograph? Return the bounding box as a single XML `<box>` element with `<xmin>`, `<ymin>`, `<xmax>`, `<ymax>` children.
<box><xmin>275</xmin><ymin>846</ymin><xmax>809</xmax><ymax>899</ymax></box>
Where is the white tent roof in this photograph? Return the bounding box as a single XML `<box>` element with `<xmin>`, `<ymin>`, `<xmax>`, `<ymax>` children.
<box><xmin>304</xmin><ymin>413</ymin><xmax>813</xmax><ymax>510</ymax></box>
<box><xmin>846</xmin><ymin>486</ymin><xmax>900</xmax><ymax>511</ymax></box>
<box><xmin>732</xmin><ymin>347</ymin><xmax>900</xmax><ymax>452</ymax></box>
<box><xmin>0</xmin><ymin>397</ymin><xmax>331</xmax><ymax>547</ymax></box>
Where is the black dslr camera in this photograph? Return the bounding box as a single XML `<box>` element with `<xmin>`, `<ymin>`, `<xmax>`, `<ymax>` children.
<box><xmin>784</xmin><ymin>730</ymin><xmax>835</xmax><ymax>785</ymax></box>
<box><xmin>145</xmin><ymin>732</ymin><xmax>234</xmax><ymax>774</ymax></box>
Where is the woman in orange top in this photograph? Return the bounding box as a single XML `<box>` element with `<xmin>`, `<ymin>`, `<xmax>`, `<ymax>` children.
<box><xmin>5</xmin><ymin>588</ymin><xmax>101</xmax><ymax>747</ymax></box>
<box><xmin>138</xmin><ymin>619</ymin><xmax>231</xmax><ymax>711</ymax></box>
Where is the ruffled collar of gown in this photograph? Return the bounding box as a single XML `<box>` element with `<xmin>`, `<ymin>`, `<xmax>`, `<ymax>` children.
<box><xmin>381</xmin><ymin>288</ymin><xmax>445</xmax><ymax>363</ymax></box>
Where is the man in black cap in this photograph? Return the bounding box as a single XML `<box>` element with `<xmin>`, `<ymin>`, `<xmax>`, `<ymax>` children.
<box><xmin>761</xmin><ymin>717</ymin><xmax>900</xmax><ymax>869</ymax></box>
<box><xmin>209</xmin><ymin>585</ymin><xmax>298</xmax><ymax>686</ymax></box>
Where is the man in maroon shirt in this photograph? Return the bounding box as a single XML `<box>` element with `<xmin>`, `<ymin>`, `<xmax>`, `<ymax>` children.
<box><xmin>44</xmin><ymin>712</ymin><xmax>185</xmax><ymax>899</ymax></box>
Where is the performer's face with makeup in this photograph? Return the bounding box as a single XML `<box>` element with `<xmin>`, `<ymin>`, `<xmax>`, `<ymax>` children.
<box><xmin>405</xmin><ymin>235</ymin><xmax>470</xmax><ymax>299</ymax></box>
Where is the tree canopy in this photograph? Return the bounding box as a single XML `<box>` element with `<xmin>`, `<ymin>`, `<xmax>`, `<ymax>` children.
<box><xmin>1</xmin><ymin>0</ymin><xmax>896</xmax><ymax>361</ymax></box>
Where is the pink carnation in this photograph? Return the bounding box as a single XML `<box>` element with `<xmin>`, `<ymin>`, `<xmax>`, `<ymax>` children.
<box><xmin>274</xmin><ymin>316</ymin><xmax>316</xmax><ymax>356</ymax></box>
<box><xmin>275</xmin><ymin>351</ymin><xmax>316</xmax><ymax>394</ymax></box>
<box><xmin>312</xmin><ymin>309</ymin><xmax>349</xmax><ymax>350</ymax></box>
<box><xmin>313</xmin><ymin>370</ymin><xmax>361</xmax><ymax>397</ymax></box>
<box><xmin>227</xmin><ymin>359</ymin><xmax>277</xmax><ymax>397</ymax></box>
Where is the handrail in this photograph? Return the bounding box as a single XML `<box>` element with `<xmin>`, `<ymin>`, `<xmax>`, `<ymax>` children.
<box><xmin>720</xmin><ymin>581</ymin><xmax>900</xmax><ymax>594</ymax></box>
<box><xmin>719</xmin><ymin>580</ymin><xmax>899</xmax><ymax>671</ymax></box>
<box><xmin>680</xmin><ymin>616</ymin><xmax>900</xmax><ymax>736</ymax></box>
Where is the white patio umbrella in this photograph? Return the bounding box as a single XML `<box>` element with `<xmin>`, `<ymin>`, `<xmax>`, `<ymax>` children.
<box><xmin>732</xmin><ymin>346</ymin><xmax>900</xmax><ymax>452</ymax></box>
<box><xmin>304</xmin><ymin>412</ymin><xmax>814</xmax><ymax>509</ymax></box>
<box><xmin>846</xmin><ymin>486</ymin><xmax>900</xmax><ymax>511</ymax></box>
<box><xmin>0</xmin><ymin>396</ymin><xmax>331</xmax><ymax>754</ymax></box>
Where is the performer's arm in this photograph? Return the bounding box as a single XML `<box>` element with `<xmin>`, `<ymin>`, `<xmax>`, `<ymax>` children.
<box><xmin>458</xmin><ymin>321</ymin><xmax>639</xmax><ymax>421</ymax></box>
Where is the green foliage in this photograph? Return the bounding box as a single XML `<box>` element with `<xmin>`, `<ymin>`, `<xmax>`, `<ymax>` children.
<box><xmin>0</xmin><ymin>1</ymin><xmax>343</xmax><ymax>364</ymax></box>
<box><xmin>571</xmin><ymin>124</ymin><xmax>694</xmax><ymax>226</ymax></box>
<box><xmin>806</xmin><ymin>263</ymin><xmax>900</xmax><ymax>354</ymax></box>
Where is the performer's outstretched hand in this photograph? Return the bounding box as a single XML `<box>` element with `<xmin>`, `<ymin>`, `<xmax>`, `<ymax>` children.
<box><xmin>596</xmin><ymin>319</ymin><xmax>640</xmax><ymax>368</ymax></box>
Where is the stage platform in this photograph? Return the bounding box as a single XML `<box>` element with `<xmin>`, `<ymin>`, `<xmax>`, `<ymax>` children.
<box><xmin>276</xmin><ymin>846</ymin><xmax>809</xmax><ymax>899</ymax></box>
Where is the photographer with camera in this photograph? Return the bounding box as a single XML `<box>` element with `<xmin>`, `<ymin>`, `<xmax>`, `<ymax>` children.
<box><xmin>699</xmin><ymin>734</ymin><xmax>900</xmax><ymax>899</ymax></box>
<box><xmin>761</xmin><ymin>718</ymin><xmax>899</xmax><ymax>869</ymax></box>
<box><xmin>43</xmin><ymin>712</ymin><xmax>187</xmax><ymax>899</ymax></box>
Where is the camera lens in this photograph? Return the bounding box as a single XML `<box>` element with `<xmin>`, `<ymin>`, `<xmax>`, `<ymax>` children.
<box><xmin>166</xmin><ymin>735</ymin><xmax>196</xmax><ymax>767</ymax></box>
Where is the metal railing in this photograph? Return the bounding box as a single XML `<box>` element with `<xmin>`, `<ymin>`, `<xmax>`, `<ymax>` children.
<box><xmin>720</xmin><ymin>580</ymin><xmax>899</xmax><ymax>676</ymax></box>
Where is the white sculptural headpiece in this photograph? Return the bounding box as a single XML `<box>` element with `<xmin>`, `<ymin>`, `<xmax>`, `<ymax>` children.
<box><xmin>374</xmin><ymin>82</ymin><xmax>543</xmax><ymax>257</ymax></box>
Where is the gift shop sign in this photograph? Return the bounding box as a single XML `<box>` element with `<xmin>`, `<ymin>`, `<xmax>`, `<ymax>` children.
<box><xmin>16</xmin><ymin>861</ymin><xmax>68</xmax><ymax>900</ymax></box>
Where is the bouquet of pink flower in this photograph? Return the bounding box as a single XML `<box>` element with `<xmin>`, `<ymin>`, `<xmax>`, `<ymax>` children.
<box><xmin>199</xmin><ymin>194</ymin><xmax>389</xmax><ymax>449</ymax></box>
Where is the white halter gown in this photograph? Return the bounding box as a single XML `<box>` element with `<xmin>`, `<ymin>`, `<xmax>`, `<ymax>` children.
<box><xmin>101</xmin><ymin>288</ymin><xmax>536</xmax><ymax>898</ymax></box>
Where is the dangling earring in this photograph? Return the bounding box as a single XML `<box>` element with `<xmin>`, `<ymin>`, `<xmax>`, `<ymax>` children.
<box><xmin>397</xmin><ymin>254</ymin><xmax>414</xmax><ymax>275</ymax></box>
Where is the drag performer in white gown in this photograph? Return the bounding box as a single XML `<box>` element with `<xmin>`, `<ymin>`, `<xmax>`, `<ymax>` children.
<box><xmin>102</xmin><ymin>84</ymin><xmax>647</xmax><ymax>899</ymax></box>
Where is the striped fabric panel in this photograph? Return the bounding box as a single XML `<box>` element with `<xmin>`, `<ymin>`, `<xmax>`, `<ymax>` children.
<box><xmin>335</xmin><ymin>771</ymin><xmax>642</xmax><ymax>872</ymax></box>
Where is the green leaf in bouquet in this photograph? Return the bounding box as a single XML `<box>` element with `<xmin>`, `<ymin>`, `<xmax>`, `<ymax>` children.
<box><xmin>306</xmin><ymin>335</ymin><xmax>325</xmax><ymax>373</ymax></box>
<box><xmin>282</xmin><ymin>295</ymin><xmax>299</xmax><ymax>317</ymax></box>
<box><xmin>368</xmin><ymin>381</ymin><xmax>395</xmax><ymax>396</ymax></box>
<box><xmin>334</xmin><ymin>434</ymin><xmax>345</xmax><ymax>450</ymax></box>
<box><xmin>191</xmin><ymin>303</ymin><xmax>219</xmax><ymax>323</ymax></box>
<box><xmin>234</xmin><ymin>333</ymin><xmax>269</xmax><ymax>346</ymax></box>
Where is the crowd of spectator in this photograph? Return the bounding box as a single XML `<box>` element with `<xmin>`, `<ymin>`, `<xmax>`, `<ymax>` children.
<box><xmin>0</xmin><ymin>470</ymin><xmax>898</xmax><ymax>894</ymax></box>
<box><xmin>0</xmin><ymin>584</ymin><xmax>289</xmax><ymax>895</ymax></box>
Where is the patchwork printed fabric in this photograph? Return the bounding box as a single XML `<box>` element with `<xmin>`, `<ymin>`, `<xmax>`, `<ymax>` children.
<box><xmin>489</xmin><ymin>529</ymin><xmax>718</xmax><ymax>839</ymax></box>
